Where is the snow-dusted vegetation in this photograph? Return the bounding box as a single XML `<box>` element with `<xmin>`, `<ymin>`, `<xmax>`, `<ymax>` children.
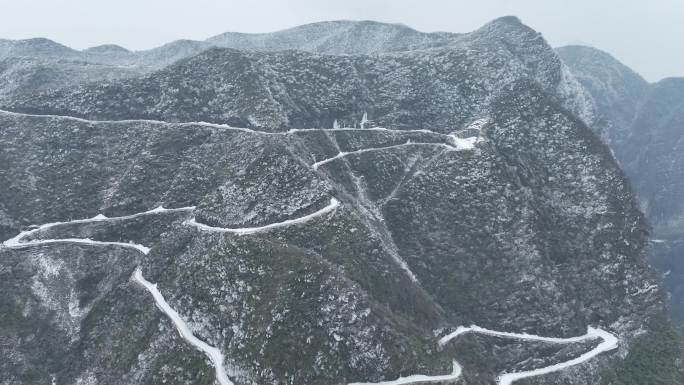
<box><xmin>0</xmin><ymin>16</ymin><xmax>680</xmax><ymax>385</ymax></box>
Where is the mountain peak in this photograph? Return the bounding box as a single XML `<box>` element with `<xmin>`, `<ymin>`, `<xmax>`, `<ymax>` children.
<box><xmin>474</xmin><ymin>15</ymin><xmax>537</xmax><ymax>39</ymax></box>
<box><xmin>0</xmin><ymin>37</ymin><xmax>78</xmax><ymax>60</ymax></box>
<box><xmin>84</xmin><ymin>44</ymin><xmax>131</xmax><ymax>54</ymax></box>
<box><xmin>490</xmin><ymin>15</ymin><xmax>524</xmax><ymax>26</ymax></box>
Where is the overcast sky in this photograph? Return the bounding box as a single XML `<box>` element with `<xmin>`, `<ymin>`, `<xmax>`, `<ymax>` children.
<box><xmin>0</xmin><ymin>0</ymin><xmax>681</xmax><ymax>81</ymax></box>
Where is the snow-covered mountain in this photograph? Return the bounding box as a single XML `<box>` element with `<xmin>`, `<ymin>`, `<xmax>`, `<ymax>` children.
<box><xmin>206</xmin><ymin>20</ymin><xmax>457</xmax><ymax>55</ymax></box>
<box><xmin>0</xmin><ymin>17</ymin><xmax>681</xmax><ymax>385</ymax></box>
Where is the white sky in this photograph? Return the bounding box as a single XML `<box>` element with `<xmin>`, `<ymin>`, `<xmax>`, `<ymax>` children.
<box><xmin>0</xmin><ymin>0</ymin><xmax>681</xmax><ymax>81</ymax></box>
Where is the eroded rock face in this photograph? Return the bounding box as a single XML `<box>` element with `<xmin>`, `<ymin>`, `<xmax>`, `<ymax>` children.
<box><xmin>0</xmin><ymin>18</ymin><xmax>681</xmax><ymax>385</ymax></box>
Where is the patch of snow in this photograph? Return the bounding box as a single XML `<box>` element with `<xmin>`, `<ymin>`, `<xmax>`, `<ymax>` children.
<box><xmin>360</xmin><ymin>112</ymin><xmax>369</xmax><ymax>129</ymax></box>
<box><xmin>32</xmin><ymin>253</ymin><xmax>64</xmax><ymax>277</ymax></box>
<box><xmin>448</xmin><ymin>135</ymin><xmax>484</xmax><ymax>151</ymax></box>
<box><xmin>466</xmin><ymin>118</ymin><xmax>489</xmax><ymax>131</ymax></box>
<box><xmin>68</xmin><ymin>289</ymin><xmax>88</xmax><ymax>318</ymax></box>
<box><xmin>632</xmin><ymin>284</ymin><xmax>658</xmax><ymax>296</ymax></box>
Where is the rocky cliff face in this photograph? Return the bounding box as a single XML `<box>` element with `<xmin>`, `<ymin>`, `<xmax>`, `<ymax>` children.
<box><xmin>0</xmin><ymin>17</ymin><xmax>681</xmax><ymax>385</ymax></box>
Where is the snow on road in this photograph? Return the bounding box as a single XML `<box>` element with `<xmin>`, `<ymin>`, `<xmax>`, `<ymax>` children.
<box><xmin>288</xmin><ymin>127</ymin><xmax>446</xmax><ymax>135</ymax></box>
<box><xmin>311</xmin><ymin>141</ymin><xmax>471</xmax><ymax>170</ymax></box>
<box><xmin>439</xmin><ymin>325</ymin><xmax>618</xmax><ymax>385</ymax></box>
<box><xmin>2</xmin><ymin>205</ymin><xmax>194</xmax><ymax>254</ymax></box>
<box><xmin>348</xmin><ymin>361</ymin><xmax>462</xmax><ymax>385</ymax></box>
<box><xmin>133</xmin><ymin>268</ymin><xmax>234</xmax><ymax>385</ymax></box>
<box><xmin>439</xmin><ymin>325</ymin><xmax>603</xmax><ymax>346</ymax></box>
<box><xmin>351</xmin><ymin>325</ymin><xmax>616</xmax><ymax>385</ymax></box>
<box><xmin>5</xmin><ymin>237</ymin><xmax>151</xmax><ymax>254</ymax></box>
<box><xmin>0</xmin><ymin>108</ymin><xmax>276</xmax><ymax>135</ymax></box>
<box><xmin>0</xmin><ymin>109</ymin><xmax>453</xmax><ymax>138</ymax></box>
<box><xmin>497</xmin><ymin>328</ymin><xmax>617</xmax><ymax>385</ymax></box>
<box><xmin>187</xmin><ymin>198</ymin><xmax>340</xmax><ymax>235</ymax></box>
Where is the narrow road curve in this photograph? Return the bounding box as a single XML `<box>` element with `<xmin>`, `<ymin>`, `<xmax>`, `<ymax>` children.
<box><xmin>186</xmin><ymin>198</ymin><xmax>340</xmax><ymax>235</ymax></box>
<box><xmin>2</xmin><ymin>205</ymin><xmax>194</xmax><ymax>254</ymax></box>
<box><xmin>439</xmin><ymin>325</ymin><xmax>619</xmax><ymax>385</ymax></box>
<box><xmin>133</xmin><ymin>267</ymin><xmax>234</xmax><ymax>385</ymax></box>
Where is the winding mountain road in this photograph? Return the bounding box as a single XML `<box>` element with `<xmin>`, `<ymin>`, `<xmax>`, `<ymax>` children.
<box><xmin>0</xmin><ymin>109</ymin><xmax>617</xmax><ymax>384</ymax></box>
<box><xmin>2</xmin><ymin>205</ymin><xmax>194</xmax><ymax>254</ymax></box>
<box><xmin>438</xmin><ymin>325</ymin><xmax>618</xmax><ymax>385</ymax></box>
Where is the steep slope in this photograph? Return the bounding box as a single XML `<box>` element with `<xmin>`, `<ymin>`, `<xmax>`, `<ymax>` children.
<box><xmin>559</xmin><ymin>45</ymin><xmax>684</xmax><ymax>334</ymax></box>
<box><xmin>556</xmin><ymin>45</ymin><xmax>650</xmax><ymax>151</ymax></box>
<box><xmin>623</xmin><ymin>79</ymin><xmax>684</xmax><ymax>327</ymax></box>
<box><xmin>1</xmin><ymin>18</ymin><xmax>681</xmax><ymax>385</ymax></box>
<box><xmin>622</xmin><ymin>78</ymin><xmax>684</xmax><ymax>226</ymax></box>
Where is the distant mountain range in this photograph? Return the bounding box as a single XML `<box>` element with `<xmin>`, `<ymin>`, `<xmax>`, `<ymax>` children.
<box><xmin>0</xmin><ymin>17</ymin><xmax>681</xmax><ymax>385</ymax></box>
